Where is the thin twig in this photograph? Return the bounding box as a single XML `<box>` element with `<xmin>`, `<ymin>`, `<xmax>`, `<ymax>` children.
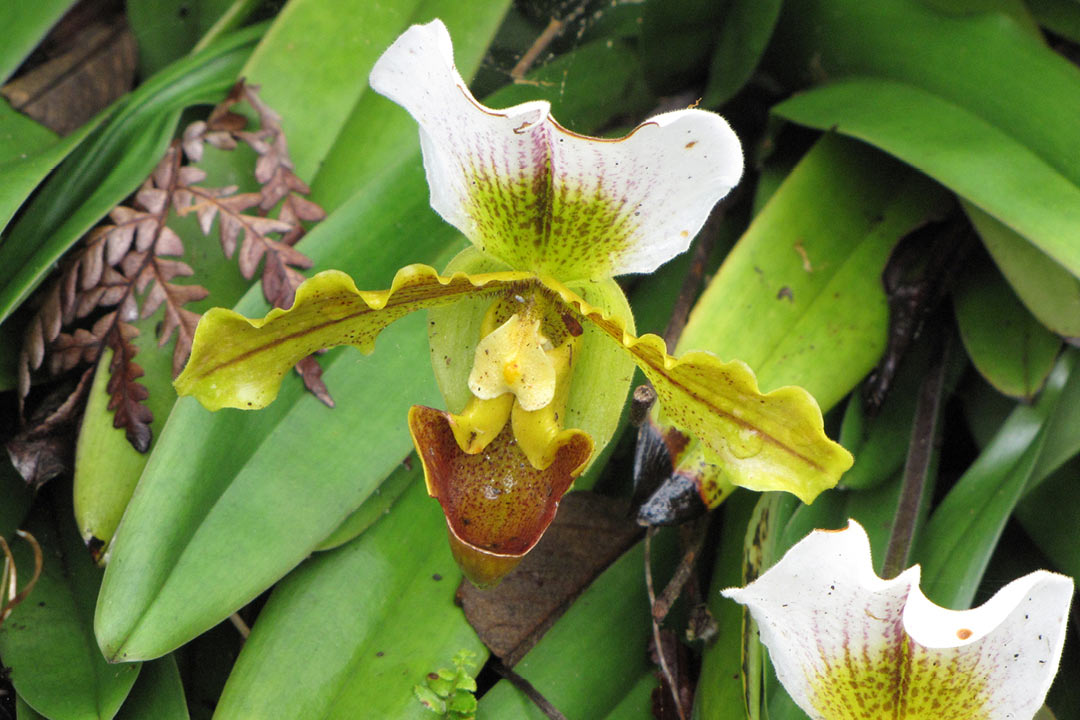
<box><xmin>0</xmin><ymin>531</ymin><xmax>44</xmax><ymax>623</ymax></box>
<box><xmin>645</xmin><ymin>528</ymin><xmax>687</xmax><ymax>720</ymax></box>
<box><xmin>510</xmin><ymin>3</ymin><xmax>588</xmax><ymax>83</ymax></box>
<box><xmin>490</xmin><ymin>658</ymin><xmax>568</xmax><ymax>720</ymax></box>
<box><xmin>651</xmin><ymin>517</ymin><xmax>708</xmax><ymax>623</ymax></box>
<box><xmin>629</xmin><ymin>384</ymin><xmax>657</xmax><ymax>428</ymax></box>
<box><xmin>228</xmin><ymin>611</ymin><xmax>251</xmax><ymax>640</ymax></box>
<box><xmin>881</xmin><ymin>331</ymin><xmax>950</xmax><ymax>579</ymax></box>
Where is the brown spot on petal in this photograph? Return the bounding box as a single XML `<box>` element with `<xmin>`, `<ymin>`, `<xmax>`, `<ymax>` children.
<box><xmin>956</xmin><ymin>628</ymin><xmax>972</xmax><ymax>640</ymax></box>
<box><xmin>408</xmin><ymin>405</ymin><xmax>593</xmax><ymax>586</ymax></box>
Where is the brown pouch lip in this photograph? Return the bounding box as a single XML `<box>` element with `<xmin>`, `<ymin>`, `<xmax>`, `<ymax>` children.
<box><xmin>409</xmin><ymin>405</ymin><xmax>592</xmax><ymax>586</ymax></box>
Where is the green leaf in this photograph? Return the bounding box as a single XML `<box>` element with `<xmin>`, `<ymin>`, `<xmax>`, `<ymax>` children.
<box><xmin>916</xmin><ymin>0</ymin><xmax>1042</xmax><ymax>34</ymax></box>
<box><xmin>693</xmin><ymin>491</ymin><xmax>761</xmax><ymax>720</ymax></box>
<box><xmin>476</xmin><ymin>530</ymin><xmax>676</xmax><ymax>719</ymax></box>
<box><xmin>770</xmin><ymin>0</ymin><xmax>1080</xmax><ymax>280</ymax></box>
<box><xmin>680</xmin><ymin>133</ymin><xmax>950</xmax><ymax>410</ymax></box>
<box><xmin>212</xmin><ymin>481</ymin><xmax>485</xmax><ymax>720</ymax></box>
<box><xmin>775</xmin><ymin>78</ymin><xmax>1080</xmax><ymax>280</ymax></box>
<box><xmin>0</xmin><ymin>456</ymin><xmax>32</xmax><ymax>541</ymax></box>
<box><xmin>702</xmin><ymin>0</ymin><xmax>784</xmax><ymax>107</ymax></box>
<box><xmin>954</xmin><ymin>252</ymin><xmax>1061</xmax><ymax>399</ymax></box>
<box><xmin>128</xmin><ymin>0</ymin><xmax>237</xmax><ymax>75</ymax></box>
<box><xmin>313</xmin><ymin>455</ymin><xmax>420</xmax><ymax>552</ymax></box>
<box><xmin>16</xmin><ymin>694</ymin><xmax>48</xmax><ymax>720</ymax></box>
<box><xmin>1025</xmin><ymin>0</ymin><xmax>1080</xmax><ymax>41</ymax></box>
<box><xmin>771</xmin><ymin>0</ymin><xmax>1080</xmax><ymax>185</ymax></box>
<box><xmin>1017</xmin><ymin>459</ymin><xmax>1080</xmax><ymax>583</ymax></box>
<box><xmin>965</xmin><ymin>202</ymin><xmax>1080</xmax><ymax>339</ymax></box>
<box><xmin>309</xmin><ymin>0</ymin><xmax>524</xmax><ymax>210</ymax></box>
<box><xmin>0</xmin><ymin>26</ymin><xmax>262</xmax><ymax>324</ymax></box>
<box><xmin>0</xmin><ymin>99</ymin><xmax>54</xmax><ymax>162</ymax></box>
<box><xmin>640</xmin><ymin>0</ymin><xmax>724</xmax><ymax>91</ymax></box>
<box><xmin>914</xmin><ymin>350</ymin><xmax>1077</xmax><ymax>608</ymax></box>
<box><xmin>116</xmin><ymin>655</ymin><xmax>188</xmax><ymax>720</ymax></box>
<box><xmin>0</xmin><ymin>0</ymin><xmax>78</xmax><ymax>83</ymax></box>
<box><xmin>239</xmin><ymin>0</ymin><xmax>509</xmax><ymax>186</ymax></box>
<box><xmin>0</xmin><ymin>101</ymin><xmax>103</xmax><ymax>237</ymax></box>
<box><xmin>0</xmin><ymin>490</ymin><xmax>142</xmax><ymax>720</ymax></box>
<box><xmin>837</xmin><ymin>342</ymin><xmax>930</xmax><ymax>491</ymax></box>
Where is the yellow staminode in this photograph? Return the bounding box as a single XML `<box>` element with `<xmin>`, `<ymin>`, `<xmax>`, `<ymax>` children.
<box><xmin>468</xmin><ymin>313</ymin><xmax>556</xmax><ymax>412</ymax></box>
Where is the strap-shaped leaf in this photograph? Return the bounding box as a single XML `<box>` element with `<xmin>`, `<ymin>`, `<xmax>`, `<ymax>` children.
<box><xmin>174</xmin><ymin>265</ymin><xmax>531</xmax><ymax>411</ymax></box>
<box><xmin>543</xmin><ymin>277</ymin><xmax>853</xmax><ymax>504</ymax></box>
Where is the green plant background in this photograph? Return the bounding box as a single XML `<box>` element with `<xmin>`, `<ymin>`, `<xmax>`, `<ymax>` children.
<box><xmin>1</xmin><ymin>0</ymin><xmax>1078</xmax><ymax>718</ymax></box>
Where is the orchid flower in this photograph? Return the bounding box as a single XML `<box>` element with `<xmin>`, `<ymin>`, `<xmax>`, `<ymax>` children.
<box><xmin>723</xmin><ymin>520</ymin><xmax>1074</xmax><ymax>720</ymax></box>
<box><xmin>174</xmin><ymin>19</ymin><xmax>853</xmax><ymax>586</ymax></box>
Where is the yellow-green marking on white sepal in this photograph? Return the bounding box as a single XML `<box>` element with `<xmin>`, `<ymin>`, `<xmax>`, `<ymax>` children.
<box><xmin>369</xmin><ymin>19</ymin><xmax>743</xmax><ymax>283</ymax></box>
<box><xmin>723</xmin><ymin>520</ymin><xmax>1073</xmax><ymax>720</ymax></box>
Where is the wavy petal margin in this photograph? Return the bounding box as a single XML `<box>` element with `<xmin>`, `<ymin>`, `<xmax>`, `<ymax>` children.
<box><xmin>177</xmin><ymin>265</ymin><xmax>851</xmax><ymax>505</ymax></box>
<box><xmin>174</xmin><ymin>266</ymin><xmax>532</xmax><ymax>411</ymax></box>
<box><xmin>409</xmin><ymin>406</ymin><xmax>592</xmax><ymax>587</ymax></box>
<box><xmin>544</xmin><ymin>278</ymin><xmax>853</xmax><ymax>504</ymax></box>
<box><xmin>723</xmin><ymin>520</ymin><xmax>1074</xmax><ymax>720</ymax></box>
<box><xmin>368</xmin><ymin>19</ymin><xmax>743</xmax><ymax>282</ymax></box>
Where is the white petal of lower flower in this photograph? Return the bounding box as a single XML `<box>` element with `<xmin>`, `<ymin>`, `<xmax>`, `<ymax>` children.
<box><xmin>368</xmin><ymin>19</ymin><xmax>742</xmax><ymax>282</ymax></box>
<box><xmin>722</xmin><ymin>520</ymin><xmax>1073</xmax><ymax>720</ymax></box>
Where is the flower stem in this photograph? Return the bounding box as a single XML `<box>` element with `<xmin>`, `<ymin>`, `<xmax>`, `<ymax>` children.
<box><xmin>882</xmin><ymin>330</ymin><xmax>951</xmax><ymax>579</ymax></box>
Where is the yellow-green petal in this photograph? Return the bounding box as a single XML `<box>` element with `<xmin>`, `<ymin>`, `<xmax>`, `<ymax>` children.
<box><xmin>174</xmin><ymin>265</ymin><xmax>531</xmax><ymax>411</ymax></box>
<box><xmin>544</xmin><ymin>277</ymin><xmax>853</xmax><ymax>504</ymax></box>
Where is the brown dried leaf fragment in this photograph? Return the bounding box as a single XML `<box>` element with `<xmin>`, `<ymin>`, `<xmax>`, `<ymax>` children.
<box><xmin>103</xmin><ymin>320</ymin><xmax>153</xmax><ymax>453</ymax></box>
<box><xmin>456</xmin><ymin>492</ymin><xmax>642</xmax><ymax>666</ymax></box>
<box><xmin>7</xmin><ymin>367</ymin><xmax>95</xmax><ymax>487</ymax></box>
<box><xmin>15</xmin><ymin>80</ymin><xmax>332</xmax><ymax>468</ymax></box>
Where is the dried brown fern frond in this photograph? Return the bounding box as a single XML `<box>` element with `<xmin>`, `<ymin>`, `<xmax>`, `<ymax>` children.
<box><xmin>13</xmin><ymin>81</ymin><xmax>330</xmax><ymax>481</ymax></box>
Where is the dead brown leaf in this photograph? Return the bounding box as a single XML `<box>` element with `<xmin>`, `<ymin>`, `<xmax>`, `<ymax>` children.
<box><xmin>456</xmin><ymin>491</ymin><xmax>642</xmax><ymax>666</ymax></box>
<box><xmin>1</xmin><ymin>21</ymin><xmax>136</xmax><ymax>135</ymax></box>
